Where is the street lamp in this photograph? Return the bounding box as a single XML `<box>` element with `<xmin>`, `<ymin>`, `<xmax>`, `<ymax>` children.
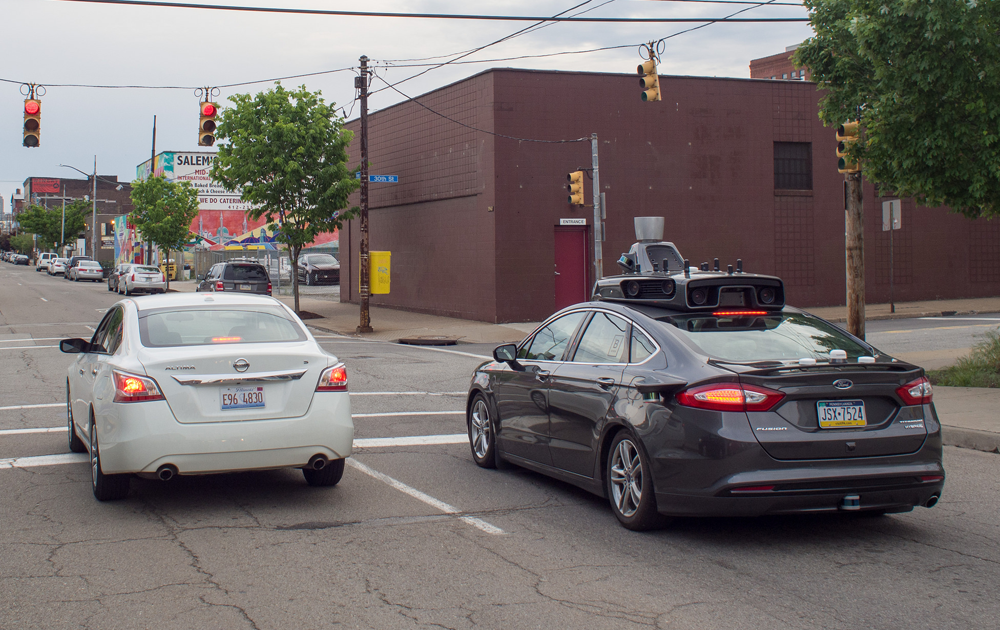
<box><xmin>59</xmin><ymin>158</ymin><xmax>97</xmax><ymax>259</ymax></box>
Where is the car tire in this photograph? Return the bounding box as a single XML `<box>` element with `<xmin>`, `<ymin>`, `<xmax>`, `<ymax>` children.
<box><xmin>67</xmin><ymin>386</ymin><xmax>85</xmax><ymax>454</ymax></box>
<box><xmin>90</xmin><ymin>418</ymin><xmax>130</xmax><ymax>501</ymax></box>
<box><xmin>468</xmin><ymin>393</ymin><xmax>500</xmax><ymax>469</ymax></box>
<box><xmin>107</xmin><ymin>280</ymin><xmax>113</xmax><ymax>291</ymax></box>
<box><xmin>305</xmin><ymin>272</ymin><xmax>313</xmax><ymax>286</ymax></box>
<box><xmin>606</xmin><ymin>431</ymin><xmax>665</xmax><ymax>531</ymax></box>
<box><xmin>302</xmin><ymin>458</ymin><xmax>346</xmax><ymax>486</ymax></box>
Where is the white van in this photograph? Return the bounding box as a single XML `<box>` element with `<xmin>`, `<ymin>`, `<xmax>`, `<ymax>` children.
<box><xmin>36</xmin><ymin>252</ymin><xmax>57</xmax><ymax>272</ymax></box>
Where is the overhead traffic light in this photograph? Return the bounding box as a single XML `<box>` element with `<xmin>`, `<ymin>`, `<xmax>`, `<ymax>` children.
<box><xmin>23</xmin><ymin>99</ymin><xmax>41</xmax><ymax>148</ymax></box>
<box><xmin>567</xmin><ymin>171</ymin><xmax>585</xmax><ymax>205</ymax></box>
<box><xmin>199</xmin><ymin>101</ymin><xmax>218</xmax><ymax>146</ymax></box>
<box><xmin>836</xmin><ymin>121</ymin><xmax>860</xmax><ymax>173</ymax></box>
<box><xmin>637</xmin><ymin>60</ymin><xmax>660</xmax><ymax>102</ymax></box>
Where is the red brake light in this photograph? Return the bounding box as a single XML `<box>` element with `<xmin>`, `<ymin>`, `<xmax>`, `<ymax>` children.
<box><xmin>215</xmin><ymin>280</ymin><xmax>224</xmax><ymax>291</ymax></box>
<box><xmin>267</xmin><ymin>282</ymin><xmax>272</xmax><ymax>295</ymax></box>
<box><xmin>713</xmin><ymin>311</ymin><xmax>769</xmax><ymax>317</ymax></box>
<box><xmin>211</xmin><ymin>336</ymin><xmax>242</xmax><ymax>343</ymax></box>
<box><xmin>676</xmin><ymin>383</ymin><xmax>785</xmax><ymax>412</ymax></box>
<box><xmin>896</xmin><ymin>376</ymin><xmax>932</xmax><ymax>405</ymax></box>
<box><xmin>730</xmin><ymin>485</ymin><xmax>776</xmax><ymax>493</ymax></box>
<box><xmin>113</xmin><ymin>370</ymin><xmax>164</xmax><ymax>403</ymax></box>
<box><xmin>317</xmin><ymin>364</ymin><xmax>348</xmax><ymax>392</ymax></box>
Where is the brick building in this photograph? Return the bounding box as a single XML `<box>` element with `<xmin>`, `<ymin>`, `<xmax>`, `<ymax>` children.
<box><xmin>339</xmin><ymin>68</ymin><xmax>999</xmax><ymax>323</ymax></box>
<box><xmin>749</xmin><ymin>45</ymin><xmax>810</xmax><ymax>81</ymax></box>
<box><xmin>20</xmin><ymin>176</ymin><xmax>133</xmax><ymax>261</ymax></box>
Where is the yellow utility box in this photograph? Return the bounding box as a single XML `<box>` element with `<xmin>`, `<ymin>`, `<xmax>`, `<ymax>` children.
<box><xmin>159</xmin><ymin>259</ymin><xmax>178</xmax><ymax>281</ymax></box>
<box><xmin>361</xmin><ymin>251</ymin><xmax>391</xmax><ymax>294</ymax></box>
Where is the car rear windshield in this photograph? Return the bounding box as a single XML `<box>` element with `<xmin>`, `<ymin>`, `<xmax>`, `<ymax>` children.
<box><xmin>307</xmin><ymin>254</ymin><xmax>338</xmax><ymax>265</ymax></box>
<box><xmin>658</xmin><ymin>312</ymin><xmax>873</xmax><ymax>362</ymax></box>
<box><xmin>80</xmin><ymin>262</ymin><xmax>102</xmax><ymax>268</ymax></box>
<box><xmin>134</xmin><ymin>266</ymin><xmax>160</xmax><ymax>273</ymax></box>
<box><xmin>224</xmin><ymin>264</ymin><xmax>268</xmax><ymax>281</ymax></box>
<box><xmin>138</xmin><ymin>306</ymin><xmax>306</xmax><ymax>347</ymax></box>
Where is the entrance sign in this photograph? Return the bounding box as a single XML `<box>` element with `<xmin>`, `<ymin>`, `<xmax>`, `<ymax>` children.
<box><xmin>559</xmin><ymin>218</ymin><xmax>587</xmax><ymax>226</ymax></box>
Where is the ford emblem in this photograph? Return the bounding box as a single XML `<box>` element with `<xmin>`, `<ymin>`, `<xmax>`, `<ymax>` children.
<box><xmin>233</xmin><ymin>358</ymin><xmax>250</xmax><ymax>373</ymax></box>
<box><xmin>833</xmin><ymin>379</ymin><xmax>853</xmax><ymax>390</ymax></box>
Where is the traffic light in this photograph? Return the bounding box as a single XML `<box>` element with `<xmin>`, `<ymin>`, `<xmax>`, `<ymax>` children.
<box><xmin>836</xmin><ymin>121</ymin><xmax>860</xmax><ymax>173</ymax></box>
<box><xmin>567</xmin><ymin>171</ymin><xmax>585</xmax><ymax>205</ymax></box>
<box><xmin>199</xmin><ymin>101</ymin><xmax>218</xmax><ymax>146</ymax></box>
<box><xmin>23</xmin><ymin>99</ymin><xmax>41</xmax><ymax>147</ymax></box>
<box><xmin>637</xmin><ymin>60</ymin><xmax>660</xmax><ymax>102</ymax></box>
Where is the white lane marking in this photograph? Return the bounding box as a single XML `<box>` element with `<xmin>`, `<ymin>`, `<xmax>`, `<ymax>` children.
<box><xmin>0</xmin><ymin>337</ymin><xmax>67</xmax><ymax>343</ymax></box>
<box><xmin>351</xmin><ymin>391</ymin><xmax>465</xmax><ymax>397</ymax></box>
<box><xmin>39</xmin><ymin>297</ymin><xmax>47</xmax><ymax>302</ymax></box>
<box><xmin>0</xmin><ymin>453</ymin><xmax>87</xmax><ymax>469</ymax></box>
<box><xmin>317</xmin><ymin>339</ymin><xmax>491</xmax><ymax>360</ymax></box>
<box><xmin>0</xmin><ymin>345</ymin><xmax>58</xmax><ymax>351</ymax></box>
<box><xmin>0</xmin><ymin>403</ymin><xmax>65</xmax><ymax>411</ymax></box>
<box><xmin>354</xmin><ymin>434</ymin><xmax>466</xmax><ymax>448</ymax></box>
<box><xmin>354</xmin><ymin>411</ymin><xmax>464</xmax><ymax>418</ymax></box>
<box><xmin>918</xmin><ymin>317</ymin><xmax>1000</xmax><ymax>321</ymax></box>
<box><xmin>0</xmin><ymin>427</ymin><xmax>67</xmax><ymax>436</ymax></box>
<box><xmin>346</xmin><ymin>459</ymin><xmax>502</xmax><ymax>535</ymax></box>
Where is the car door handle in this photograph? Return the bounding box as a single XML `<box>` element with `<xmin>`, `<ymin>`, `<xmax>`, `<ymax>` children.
<box><xmin>92</xmin><ymin>367</ymin><xmax>99</xmax><ymax>376</ymax></box>
<box><xmin>597</xmin><ymin>377</ymin><xmax>616</xmax><ymax>389</ymax></box>
<box><xmin>78</xmin><ymin>368</ymin><xmax>85</xmax><ymax>375</ymax></box>
<box><xmin>535</xmin><ymin>370</ymin><xmax>551</xmax><ymax>382</ymax></box>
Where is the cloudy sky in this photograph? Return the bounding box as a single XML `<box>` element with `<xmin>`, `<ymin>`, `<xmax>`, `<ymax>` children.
<box><xmin>0</xmin><ymin>0</ymin><xmax>813</xmax><ymax>210</ymax></box>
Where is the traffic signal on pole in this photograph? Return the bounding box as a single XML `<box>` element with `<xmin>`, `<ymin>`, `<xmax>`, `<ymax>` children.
<box><xmin>199</xmin><ymin>101</ymin><xmax>218</xmax><ymax>146</ymax></box>
<box><xmin>23</xmin><ymin>99</ymin><xmax>41</xmax><ymax>148</ymax></box>
<box><xmin>836</xmin><ymin>121</ymin><xmax>860</xmax><ymax>173</ymax></box>
<box><xmin>637</xmin><ymin>60</ymin><xmax>661</xmax><ymax>102</ymax></box>
<box><xmin>567</xmin><ymin>171</ymin><xmax>585</xmax><ymax>205</ymax></box>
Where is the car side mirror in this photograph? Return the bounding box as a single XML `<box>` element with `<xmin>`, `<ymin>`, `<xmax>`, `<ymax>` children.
<box><xmin>60</xmin><ymin>338</ymin><xmax>91</xmax><ymax>354</ymax></box>
<box><xmin>197</xmin><ymin>274</ymin><xmax>206</xmax><ymax>281</ymax></box>
<box><xmin>493</xmin><ymin>343</ymin><xmax>524</xmax><ymax>370</ymax></box>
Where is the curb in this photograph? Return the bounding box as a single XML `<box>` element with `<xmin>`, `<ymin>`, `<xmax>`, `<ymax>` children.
<box><xmin>823</xmin><ymin>309</ymin><xmax>999</xmax><ymax>324</ymax></box>
<box><xmin>942</xmin><ymin>426</ymin><xmax>1000</xmax><ymax>455</ymax></box>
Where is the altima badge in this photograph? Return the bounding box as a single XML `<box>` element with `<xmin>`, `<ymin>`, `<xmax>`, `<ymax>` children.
<box><xmin>833</xmin><ymin>379</ymin><xmax>853</xmax><ymax>390</ymax></box>
<box><xmin>234</xmin><ymin>358</ymin><xmax>250</xmax><ymax>373</ymax></box>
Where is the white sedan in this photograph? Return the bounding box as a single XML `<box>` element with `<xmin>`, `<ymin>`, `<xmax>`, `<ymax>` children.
<box><xmin>62</xmin><ymin>293</ymin><xmax>353</xmax><ymax>500</ymax></box>
<box><xmin>118</xmin><ymin>264</ymin><xmax>166</xmax><ymax>295</ymax></box>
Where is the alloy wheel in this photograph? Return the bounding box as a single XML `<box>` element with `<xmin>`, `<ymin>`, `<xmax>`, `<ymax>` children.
<box><xmin>470</xmin><ymin>399</ymin><xmax>491</xmax><ymax>459</ymax></box>
<box><xmin>610</xmin><ymin>438</ymin><xmax>643</xmax><ymax>518</ymax></box>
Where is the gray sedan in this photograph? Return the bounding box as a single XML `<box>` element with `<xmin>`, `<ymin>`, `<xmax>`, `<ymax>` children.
<box><xmin>69</xmin><ymin>260</ymin><xmax>104</xmax><ymax>282</ymax></box>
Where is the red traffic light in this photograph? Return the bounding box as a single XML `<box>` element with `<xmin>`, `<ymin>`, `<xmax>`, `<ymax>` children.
<box><xmin>24</xmin><ymin>100</ymin><xmax>40</xmax><ymax>115</ymax></box>
<box><xmin>201</xmin><ymin>102</ymin><xmax>217</xmax><ymax>117</ymax></box>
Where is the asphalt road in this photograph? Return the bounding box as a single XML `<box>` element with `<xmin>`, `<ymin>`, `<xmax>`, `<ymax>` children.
<box><xmin>2</xmin><ymin>263</ymin><xmax>999</xmax><ymax>629</ymax></box>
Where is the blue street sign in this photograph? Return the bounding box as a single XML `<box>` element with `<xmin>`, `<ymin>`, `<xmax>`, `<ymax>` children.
<box><xmin>355</xmin><ymin>174</ymin><xmax>399</xmax><ymax>183</ymax></box>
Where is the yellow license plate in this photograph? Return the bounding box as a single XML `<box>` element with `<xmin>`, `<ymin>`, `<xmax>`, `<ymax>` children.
<box><xmin>817</xmin><ymin>400</ymin><xmax>867</xmax><ymax>428</ymax></box>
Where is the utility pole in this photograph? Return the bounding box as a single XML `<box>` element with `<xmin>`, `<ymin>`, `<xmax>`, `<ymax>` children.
<box><xmin>60</xmin><ymin>185</ymin><xmax>65</xmax><ymax>257</ymax></box>
<box><xmin>91</xmin><ymin>156</ymin><xmax>98</xmax><ymax>260</ymax></box>
<box><xmin>357</xmin><ymin>55</ymin><xmax>373</xmax><ymax>333</ymax></box>
<box><xmin>591</xmin><ymin>133</ymin><xmax>603</xmax><ymax>281</ymax></box>
<box><xmin>148</xmin><ymin>115</ymin><xmax>156</xmax><ymax>265</ymax></box>
<box><xmin>845</xmin><ymin>172</ymin><xmax>865</xmax><ymax>340</ymax></box>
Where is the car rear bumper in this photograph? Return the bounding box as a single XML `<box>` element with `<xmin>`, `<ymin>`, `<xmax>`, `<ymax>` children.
<box><xmin>95</xmin><ymin>392</ymin><xmax>353</xmax><ymax>475</ymax></box>
<box><xmin>129</xmin><ymin>281</ymin><xmax>166</xmax><ymax>293</ymax></box>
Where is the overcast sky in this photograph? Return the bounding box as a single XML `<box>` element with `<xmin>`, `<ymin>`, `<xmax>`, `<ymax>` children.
<box><xmin>0</xmin><ymin>0</ymin><xmax>813</xmax><ymax>211</ymax></box>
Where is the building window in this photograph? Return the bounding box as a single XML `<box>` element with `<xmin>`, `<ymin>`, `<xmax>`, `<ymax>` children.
<box><xmin>782</xmin><ymin>73</ymin><xmax>788</xmax><ymax>79</ymax></box>
<box><xmin>774</xmin><ymin>142</ymin><xmax>812</xmax><ymax>190</ymax></box>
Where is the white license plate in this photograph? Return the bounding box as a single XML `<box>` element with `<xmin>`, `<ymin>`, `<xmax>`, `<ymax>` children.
<box><xmin>239</xmin><ymin>284</ymin><xmax>252</xmax><ymax>291</ymax></box>
<box><xmin>817</xmin><ymin>400</ymin><xmax>866</xmax><ymax>428</ymax></box>
<box><xmin>221</xmin><ymin>386</ymin><xmax>265</xmax><ymax>410</ymax></box>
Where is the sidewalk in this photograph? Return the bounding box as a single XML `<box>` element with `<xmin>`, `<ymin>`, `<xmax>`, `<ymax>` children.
<box><xmin>167</xmin><ymin>280</ymin><xmax>1000</xmax><ymax>455</ymax></box>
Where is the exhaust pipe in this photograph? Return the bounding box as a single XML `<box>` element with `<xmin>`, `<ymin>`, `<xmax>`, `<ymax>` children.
<box><xmin>925</xmin><ymin>494</ymin><xmax>939</xmax><ymax>508</ymax></box>
<box><xmin>157</xmin><ymin>464</ymin><xmax>178</xmax><ymax>481</ymax></box>
<box><xmin>307</xmin><ymin>454</ymin><xmax>328</xmax><ymax>470</ymax></box>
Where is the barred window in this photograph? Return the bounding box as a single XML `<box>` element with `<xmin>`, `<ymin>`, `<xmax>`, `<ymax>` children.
<box><xmin>774</xmin><ymin>142</ymin><xmax>812</xmax><ymax>190</ymax></box>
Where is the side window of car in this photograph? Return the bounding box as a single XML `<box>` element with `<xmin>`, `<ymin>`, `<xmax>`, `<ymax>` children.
<box><xmin>519</xmin><ymin>312</ymin><xmax>586</xmax><ymax>361</ymax></box>
<box><xmin>630</xmin><ymin>328</ymin><xmax>657</xmax><ymax>363</ymax></box>
<box><xmin>89</xmin><ymin>309</ymin><xmax>116</xmax><ymax>353</ymax></box>
<box><xmin>104</xmin><ymin>308</ymin><xmax>126</xmax><ymax>355</ymax></box>
<box><xmin>571</xmin><ymin>312</ymin><xmax>629</xmax><ymax>363</ymax></box>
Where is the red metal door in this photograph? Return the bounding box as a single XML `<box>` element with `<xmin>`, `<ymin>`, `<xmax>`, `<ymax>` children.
<box><xmin>554</xmin><ymin>226</ymin><xmax>589</xmax><ymax>310</ymax></box>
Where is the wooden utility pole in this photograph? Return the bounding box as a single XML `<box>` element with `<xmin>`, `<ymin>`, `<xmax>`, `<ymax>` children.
<box><xmin>845</xmin><ymin>172</ymin><xmax>865</xmax><ymax>340</ymax></box>
<box><xmin>356</xmin><ymin>55</ymin><xmax>373</xmax><ymax>333</ymax></box>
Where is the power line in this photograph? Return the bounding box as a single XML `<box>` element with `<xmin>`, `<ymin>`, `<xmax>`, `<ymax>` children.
<box><xmin>59</xmin><ymin>0</ymin><xmax>808</xmax><ymax>22</ymax></box>
<box><xmin>0</xmin><ymin>66</ymin><xmax>356</xmax><ymax>91</ymax></box>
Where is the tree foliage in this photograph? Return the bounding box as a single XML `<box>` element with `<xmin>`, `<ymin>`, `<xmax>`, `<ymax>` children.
<box><xmin>10</xmin><ymin>233</ymin><xmax>34</xmax><ymax>254</ymax></box>
<box><xmin>16</xmin><ymin>202</ymin><xmax>88</xmax><ymax>250</ymax></box>
<box><xmin>795</xmin><ymin>0</ymin><xmax>1000</xmax><ymax>217</ymax></box>
<box><xmin>129</xmin><ymin>176</ymin><xmax>200</xmax><ymax>288</ymax></box>
<box><xmin>210</xmin><ymin>83</ymin><xmax>360</xmax><ymax>313</ymax></box>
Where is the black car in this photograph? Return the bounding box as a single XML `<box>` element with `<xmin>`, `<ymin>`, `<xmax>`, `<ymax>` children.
<box><xmin>107</xmin><ymin>263</ymin><xmax>132</xmax><ymax>292</ymax></box>
<box><xmin>197</xmin><ymin>260</ymin><xmax>271</xmax><ymax>295</ymax></box>
<box><xmin>296</xmin><ymin>253</ymin><xmax>340</xmax><ymax>286</ymax></box>
<box><xmin>14</xmin><ymin>254</ymin><xmax>29</xmax><ymax>266</ymax></box>
<box><xmin>466</xmin><ymin>233</ymin><xmax>943</xmax><ymax>531</ymax></box>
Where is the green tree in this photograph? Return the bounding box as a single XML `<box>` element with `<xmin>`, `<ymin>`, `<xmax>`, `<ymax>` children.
<box><xmin>795</xmin><ymin>0</ymin><xmax>1000</xmax><ymax>217</ymax></box>
<box><xmin>210</xmin><ymin>83</ymin><xmax>360</xmax><ymax>313</ymax></box>
<box><xmin>128</xmin><ymin>176</ymin><xmax>200</xmax><ymax>291</ymax></box>
<box><xmin>10</xmin><ymin>233</ymin><xmax>34</xmax><ymax>255</ymax></box>
<box><xmin>16</xmin><ymin>202</ymin><xmax>88</xmax><ymax>251</ymax></box>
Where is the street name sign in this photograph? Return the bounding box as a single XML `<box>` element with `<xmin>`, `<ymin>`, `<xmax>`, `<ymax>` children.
<box><xmin>355</xmin><ymin>174</ymin><xmax>399</xmax><ymax>183</ymax></box>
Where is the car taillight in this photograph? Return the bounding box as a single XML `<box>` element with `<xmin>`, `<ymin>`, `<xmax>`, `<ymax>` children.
<box><xmin>316</xmin><ymin>363</ymin><xmax>348</xmax><ymax>392</ymax></box>
<box><xmin>215</xmin><ymin>281</ymin><xmax>224</xmax><ymax>291</ymax></box>
<box><xmin>896</xmin><ymin>376</ymin><xmax>932</xmax><ymax>405</ymax></box>
<box><xmin>676</xmin><ymin>383</ymin><xmax>785</xmax><ymax>412</ymax></box>
<box><xmin>113</xmin><ymin>370</ymin><xmax>164</xmax><ymax>403</ymax></box>
<box><xmin>267</xmin><ymin>282</ymin><xmax>272</xmax><ymax>295</ymax></box>
<box><xmin>131</xmin><ymin>273</ymin><xmax>136</xmax><ymax>281</ymax></box>
<box><xmin>159</xmin><ymin>273</ymin><xmax>165</xmax><ymax>282</ymax></box>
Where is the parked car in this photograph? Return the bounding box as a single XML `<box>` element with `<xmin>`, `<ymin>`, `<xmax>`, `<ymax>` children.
<box><xmin>36</xmin><ymin>252</ymin><xmax>57</xmax><ymax>272</ymax></box>
<box><xmin>64</xmin><ymin>255</ymin><xmax>94</xmax><ymax>279</ymax></box>
<box><xmin>14</xmin><ymin>254</ymin><xmax>29</xmax><ymax>266</ymax></box>
<box><xmin>48</xmin><ymin>258</ymin><xmax>69</xmax><ymax>276</ymax></box>
<box><xmin>118</xmin><ymin>265</ymin><xmax>166</xmax><ymax>295</ymax></box>
<box><xmin>69</xmin><ymin>260</ymin><xmax>105</xmax><ymax>282</ymax></box>
<box><xmin>61</xmin><ymin>293</ymin><xmax>353</xmax><ymax>500</ymax></box>
<box><xmin>296</xmin><ymin>254</ymin><xmax>340</xmax><ymax>286</ymax></box>
<box><xmin>107</xmin><ymin>264</ymin><xmax>131</xmax><ymax>292</ymax></box>
<box><xmin>197</xmin><ymin>260</ymin><xmax>271</xmax><ymax>295</ymax></box>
